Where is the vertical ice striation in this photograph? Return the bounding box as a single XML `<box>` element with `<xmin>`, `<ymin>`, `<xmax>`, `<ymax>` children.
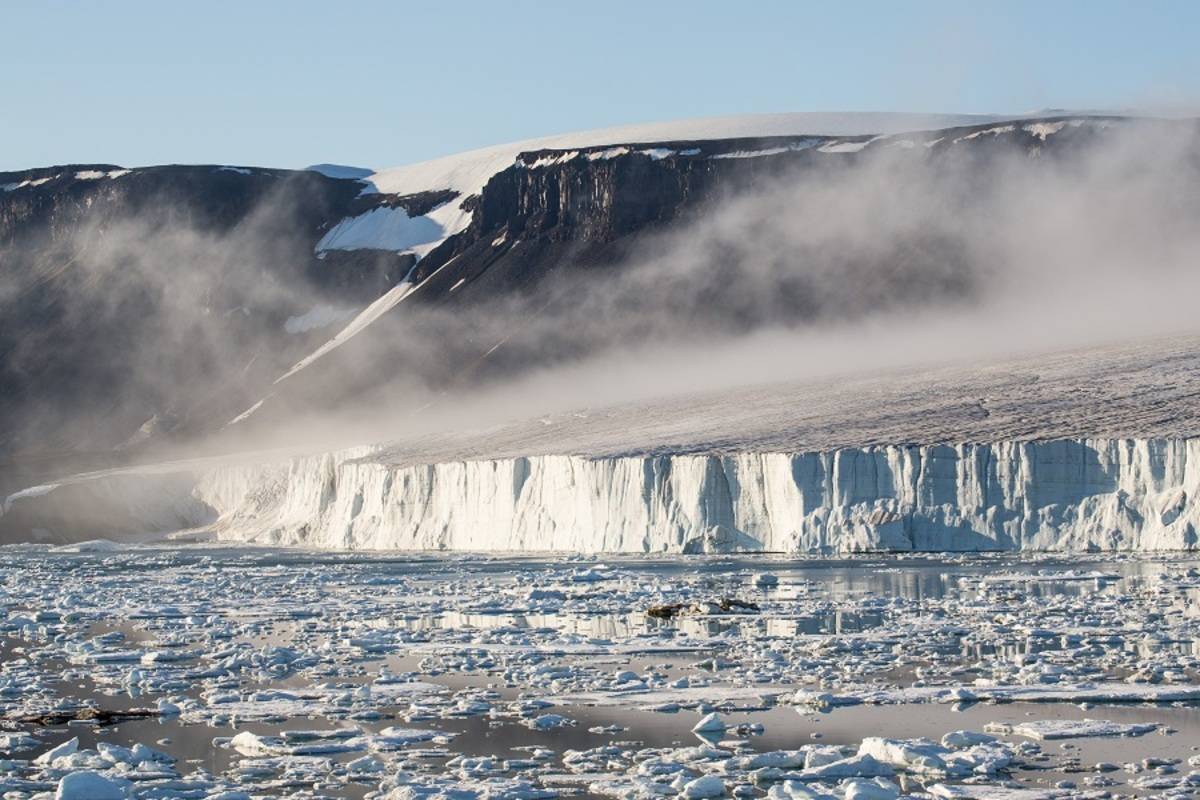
<box><xmin>3</xmin><ymin>439</ymin><xmax>1198</xmax><ymax>551</ymax></box>
<box><xmin>171</xmin><ymin>438</ymin><xmax>1200</xmax><ymax>552</ymax></box>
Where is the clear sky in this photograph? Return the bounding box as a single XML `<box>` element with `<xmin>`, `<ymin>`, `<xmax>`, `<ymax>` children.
<box><xmin>3</xmin><ymin>0</ymin><xmax>1199</xmax><ymax>172</ymax></box>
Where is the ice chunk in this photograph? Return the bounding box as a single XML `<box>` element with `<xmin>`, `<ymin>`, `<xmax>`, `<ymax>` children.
<box><xmin>858</xmin><ymin>738</ymin><xmax>949</xmax><ymax>775</ymax></box>
<box><xmin>929</xmin><ymin>785</ymin><xmax>1072</xmax><ymax>799</ymax></box>
<box><xmin>693</xmin><ymin>712</ymin><xmax>727</xmax><ymax>733</ymax></box>
<box><xmin>940</xmin><ymin>731</ymin><xmax>997</xmax><ymax>748</ymax></box>
<box><xmin>681</xmin><ymin>775</ymin><xmax>726</xmax><ymax>798</ymax></box>
<box><xmin>229</xmin><ymin>731</ymin><xmax>277</xmax><ymax>756</ymax></box>
<box><xmin>55</xmin><ymin>771</ymin><xmax>126</xmax><ymax>800</ymax></box>
<box><xmin>842</xmin><ymin>778</ymin><xmax>900</xmax><ymax>800</ymax></box>
<box><xmin>798</xmin><ymin>753</ymin><xmax>893</xmax><ymax>781</ymax></box>
<box><xmin>526</xmin><ymin>714</ymin><xmax>574</xmax><ymax>729</ymax></box>
<box><xmin>36</xmin><ymin>737</ymin><xmax>79</xmax><ymax>766</ymax></box>
<box><xmin>990</xmin><ymin>719</ymin><xmax>1160</xmax><ymax>740</ymax></box>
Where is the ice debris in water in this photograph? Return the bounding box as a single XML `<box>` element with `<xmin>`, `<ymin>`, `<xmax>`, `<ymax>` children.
<box><xmin>0</xmin><ymin>547</ymin><xmax>1195</xmax><ymax>798</ymax></box>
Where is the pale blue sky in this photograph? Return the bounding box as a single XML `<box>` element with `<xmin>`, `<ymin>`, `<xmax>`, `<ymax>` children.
<box><xmin>3</xmin><ymin>0</ymin><xmax>1198</xmax><ymax>171</ymax></box>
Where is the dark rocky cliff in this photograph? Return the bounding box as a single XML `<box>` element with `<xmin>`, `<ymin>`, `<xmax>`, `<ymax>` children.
<box><xmin>408</xmin><ymin>119</ymin><xmax>1125</xmax><ymax>301</ymax></box>
<box><xmin>293</xmin><ymin>117</ymin><xmax>1143</xmax><ymax>401</ymax></box>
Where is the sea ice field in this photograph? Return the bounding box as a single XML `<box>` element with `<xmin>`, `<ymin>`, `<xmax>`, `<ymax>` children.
<box><xmin>1</xmin><ymin>546</ymin><xmax>1198</xmax><ymax>799</ymax></box>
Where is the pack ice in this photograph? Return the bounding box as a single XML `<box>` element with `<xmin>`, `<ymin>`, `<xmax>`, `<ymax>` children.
<box><xmin>0</xmin><ymin>548</ymin><xmax>1195</xmax><ymax>799</ymax></box>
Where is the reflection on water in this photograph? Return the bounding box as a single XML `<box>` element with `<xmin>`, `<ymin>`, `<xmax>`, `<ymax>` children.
<box><xmin>391</xmin><ymin>609</ymin><xmax>886</xmax><ymax>638</ymax></box>
<box><xmin>962</xmin><ymin>632</ymin><xmax>1200</xmax><ymax>662</ymax></box>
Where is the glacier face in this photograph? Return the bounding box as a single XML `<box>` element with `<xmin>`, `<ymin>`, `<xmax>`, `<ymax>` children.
<box><xmin>12</xmin><ymin>438</ymin><xmax>1195</xmax><ymax>552</ymax></box>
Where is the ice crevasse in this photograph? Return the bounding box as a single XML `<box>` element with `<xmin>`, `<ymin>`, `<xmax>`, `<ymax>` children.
<box><xmin>38</xmin><ymin>437</ymin><xmax>1192</xmax><ymax>552</ymax></box>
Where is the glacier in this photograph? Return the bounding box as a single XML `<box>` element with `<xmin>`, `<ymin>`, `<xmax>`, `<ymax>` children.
<box><xmin>9</xmin><ymin>333</ymin><xmax>1200</xmax><ymax>553</ymax></box>
<box><xmin>6</xmin><ymin>437</ymin><xmax>1198</xmax><ymax>553</ymax></box>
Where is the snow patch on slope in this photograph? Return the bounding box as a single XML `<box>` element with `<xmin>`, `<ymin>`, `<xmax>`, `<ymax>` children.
<box><xmin>2</xmin><ymin>176</ymin><xmax>54</xmax><ymax>191</ymax></box>
<box><xmin>711</xmin><ymin>139</ymin><xmax>822</xmax><ymax>159</ymax></box>
<box><xmin>315</xmin><ymin>206</ymin><xmax>445</xmax><ymax>255</ymax></box>
<box><xmin>818</xmin><ymin>138</ymin><xmax>880</xmax><ymax>153</ymax></box>
<box><xmin>1023</xmin><ymin>122</ymin><xmax>1067</xmax><ymax>141</ymax></box>
<box><xmin>2</xmin><ymin>483</ymin><xmax>59</xmax><ymax>513</ymax></box>
<box><xmin>265</xmin><ymin>252</ymin><xmax>462</xmax><ymax>393</ymax></box>
<box><xmin>953</xmin><ymin>125</ymin><xmax>1017</xmax><ymax>143</ymax></box>
<box><xmin>75</xmin><ymin>169</ymin><xmax>130</xmax><ymax>180</ymax></box>
<box><xmin>272</xmin><ymin>281</ymin><xmax>416</xmax><ymax>386</ymax></box>
<box><xmin>283</xmin><ymin>305</ymin><xmax>356</xmax><ymax>334</ymax></box>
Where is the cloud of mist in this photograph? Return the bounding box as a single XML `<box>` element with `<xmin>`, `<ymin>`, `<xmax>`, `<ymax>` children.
<box><xmin>0</xmin><ymin>175</ymin><xmax>397</xmax><ymax>455</ymax></box>
<box><xmin>260</xmin><ymin>118</ymin><xmax>1200</xmax><ymax>453</ymax></box>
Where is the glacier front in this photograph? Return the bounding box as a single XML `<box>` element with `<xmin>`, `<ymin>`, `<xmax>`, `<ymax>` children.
<box><xmin>8</xmin><ymin>334</ymin><xmax>1200</xmax><ymax>553</ymax></box>
<box><xmin>5</xmin><ymin>437</ymin><xmax>1198</xmax><ymax>553</ymax></box>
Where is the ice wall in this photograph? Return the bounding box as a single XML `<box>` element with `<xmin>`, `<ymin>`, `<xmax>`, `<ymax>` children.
<box><xmin>178</xmin><ymin>438</ymin><xmax>1200</xmax><ymax>552</ymax></box>
<box><xmin>5</xmin><ymin>438</ymin><xmax>1199</xmax><ymax>552</ymax></box>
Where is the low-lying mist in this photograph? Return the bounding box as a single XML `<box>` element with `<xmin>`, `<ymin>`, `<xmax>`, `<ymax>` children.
<box><xmin>237</xmin><ymin>118</ymin><xmax>1200</xmax><ymax>457</ymax></box>
<box><xmin>0</xmin><ymin>173</ymin><xmax>400</xmax><ymax>462</ymax></box>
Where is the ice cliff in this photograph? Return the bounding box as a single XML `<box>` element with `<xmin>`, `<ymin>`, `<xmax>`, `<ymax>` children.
<box><xmin>8</xmin><ymin>438</ymin><xmax>1198</xmax><ymax>552</ymax></box>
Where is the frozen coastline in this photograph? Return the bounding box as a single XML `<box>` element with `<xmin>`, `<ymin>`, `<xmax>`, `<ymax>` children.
<box><xmin>5</xmin><ymin>437</ymin><xmax>1199</xmax><ymax>553</ymax></box>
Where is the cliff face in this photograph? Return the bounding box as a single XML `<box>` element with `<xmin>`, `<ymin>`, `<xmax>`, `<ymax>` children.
<box><xmin>407</xmin><ymin>121</ymin><xmax>1117</xmax><ymax>295</ymax></box>
<box><xmin>403</xmin><ymin>139</ymin><xmax>814</xmax><ymax>300</ymax></box>
<box><xmin>3</xmin><ymin>437</ymin><xmax>1197</xmax><ymax>552</ymax></box>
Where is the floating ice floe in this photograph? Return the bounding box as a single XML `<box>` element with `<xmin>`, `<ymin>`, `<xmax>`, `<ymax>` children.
<box><xmin>0</xmin><ymin>548</ymin><xmax>1195</xmax><ymax>798</ymax></box>
<box><xmin>985</xmin><ymin>719</ymin><xmax>1160</xmax><ymax>740</ymax></box>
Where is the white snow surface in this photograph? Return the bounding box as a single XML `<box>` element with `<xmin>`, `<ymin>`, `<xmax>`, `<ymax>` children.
<box><xmin>364</xmin><ymin>112</ymin><xmax>1032</xmax><ymax>199</ymax></box>
<box><xmin>74</xmin><ymin>169</ymin><xmax>130</xmax><ymax>180</ymax></box>
<box><xmin>315</xmin><ymin>205</ymin><xmax>447</xmax><ymax>255</ymax></box>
